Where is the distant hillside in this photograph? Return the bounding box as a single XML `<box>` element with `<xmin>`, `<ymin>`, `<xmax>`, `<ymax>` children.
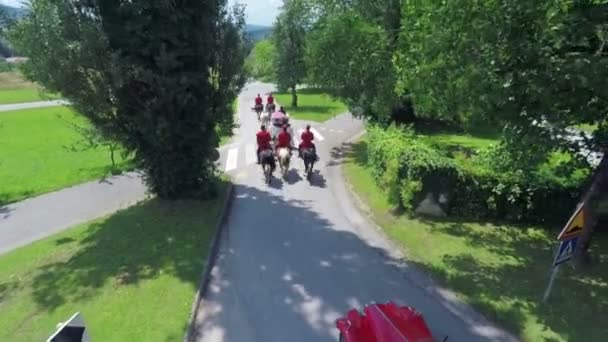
<box><xmin>0</xmin><ymin>4</ymin><xmax>28</xmax><ymax>57</ymax></box>
<box><xmin>245</xmin><ymin>24</ymin><xmax>272</xmax><ymax>42</ymax></box>
<box><xmin>0</xmin><ymin>4</ymin><xmax>28</xmax><ymax>19</ymax></box>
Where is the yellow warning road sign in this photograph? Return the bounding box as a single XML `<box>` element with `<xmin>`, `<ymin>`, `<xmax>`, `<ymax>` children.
<box><xmin>557</xmin><ymin>204</ymin><xmax>585</xmax><ymax>241</ymax></box>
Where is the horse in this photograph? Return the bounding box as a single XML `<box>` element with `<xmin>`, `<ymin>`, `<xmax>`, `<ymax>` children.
<box><xmin>254</xmin><ymin>104</ymin><xmax>264</xmax><ymax>120</ymax></box>
<box><xmin>266</xmin><ymin>103</ymin><xmax>276</xmax><ymax>115</ymax></box>
<box><xmin>302</xmin><ymin>148</ymin><xmax>316</xmax><ymax>180</ymax></box>
<box><xmin>260</xmin><ymin>149</ymin><xmax>275</xmax><ymax>184</ymax></box>
<box><xmin>277</xmin><ymin>147</ymin><xmax>291</xmax><ymax>179</ymax></box>
<box><xmin>260</xmin><ymin>111</ymin><xmax>270</xmax><ymax>127</ymax></box>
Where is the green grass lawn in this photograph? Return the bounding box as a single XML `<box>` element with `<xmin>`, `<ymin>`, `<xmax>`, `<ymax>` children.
<box><xmin>575</xmin><ymin>123</ymin><xmax>598</xmax><ymax>133</ymax></box>
<box><xmin>275</xmin><ymin>88</ymin><xmax>347</xmax><ymax>122</ymax></box>
<box><xmin>0</xmin><ymin>72</ymin><xmax>61</xmax><ymax>104</ymax></box>
<box><xmin>0</xmin><ymin>106</ymin><xmax>132</xmax><ymax>204</ymax></box>
<box><xmin>0</xmin><ymin>184</ymin><xmax>228</xmax><ymax>341</ymax></box>
<box><xmin>343</xmin><ymin>139</ymin><xmax>608</xmax><ymax>342</ymax></box>
<box><xmin>415</xmin><ymin>122</ymin><xmax>501</xmax><ymax>152</ymax></box>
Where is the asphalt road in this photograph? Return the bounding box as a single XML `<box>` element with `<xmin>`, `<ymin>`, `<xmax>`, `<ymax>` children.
<box><xmin>0</xmin><ymin>100</ymin><xmax>67</xmax><ymax>113</ymax></box>
<box><xmin>190</xmin><ymin>83</ymin><xmax>519</xmax><ymax>342</ymax></box>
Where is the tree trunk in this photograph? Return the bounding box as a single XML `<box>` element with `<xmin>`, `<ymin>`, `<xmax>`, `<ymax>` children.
<box><xmin>108</xmin><ymin>143</ymin><xmax>117</xmax><ymax>175</ymax></box>
<box><xmin>291</xmin><ymin>84</ymin><xmax>298</xmax><ymax>108</ymax></box>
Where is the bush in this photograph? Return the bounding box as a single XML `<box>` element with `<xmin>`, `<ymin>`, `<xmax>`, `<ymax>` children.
<box><xmin>366</xmin><ymin>125</ymin><xmax>583</xmax><ymax>224</ymax></box>
<box><xmin>0</xmin><ymin>60</ymin><xmax>13</xmax><ymax>72</ymax></box>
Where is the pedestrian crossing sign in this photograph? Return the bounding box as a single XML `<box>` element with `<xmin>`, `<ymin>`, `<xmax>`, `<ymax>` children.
<box><xmin>553</xmin><ymin>237</ymin><xmax>578</xmax><ymax>267</ymax></box>
<box><xmin>557</xmin><ymin>204</ymin><xmax>585</xmax><ymax>241</ymax></box>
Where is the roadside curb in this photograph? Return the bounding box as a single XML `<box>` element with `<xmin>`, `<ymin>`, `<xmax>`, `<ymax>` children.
<box><xmin>336</xmin><ymin>133</ymin><xmax>519</xmax><ymax>342</ymax></box>
<box><xmin>184</xmin><ymin>181</ymin><xmax>235</xmax><ymax>342</ymax></box>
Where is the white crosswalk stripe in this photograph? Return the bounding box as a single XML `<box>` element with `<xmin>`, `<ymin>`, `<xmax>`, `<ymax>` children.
<box><xmin>245</xmin><ymin>143</ymin><xmax>257</xmax><ymax>165</ymax></box>
<box><xmin>221</xmin><ymin>129</ymin><xmax>327</xmax><ymax>172</ymax></box>
<box><xmin>225</xmin><ymin>148</ymin><xmax>239</xmax><ymax>172</ymax></box>
<box><xmin>310</xmin><ymin>127</ymin><xmax>325</xmax><ymax>141</ymax></box>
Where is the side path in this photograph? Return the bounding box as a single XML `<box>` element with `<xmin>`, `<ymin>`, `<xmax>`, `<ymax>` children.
<box><xmin>0</xmin><ymin>100</ymin><xmax>67</xmax><ymax>113</ymax></box>
<box><xmin>0</xmin><ymin>87</ymin><xmax>253</xmax><ymax>255</ymax></box>
<box><xmin>0</xmin><ymin>82</ymin><xmax>348</xmax><ymax>255</ymax></box>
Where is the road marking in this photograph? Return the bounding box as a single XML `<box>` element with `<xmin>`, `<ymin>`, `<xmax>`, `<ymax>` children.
<box><xmin>225</xmin><ymin>148</ymin><xmax>238</xmax><ymax>172</ymax></box>
<box><xmin>245</xmin><ymin>143</ymin><xmax>256</xmax><ymax>165</ymax></box>
<box><xmin>310</xmin><ymin>127</ymin><xmax>325</xmax><ymax>141</ymax></box>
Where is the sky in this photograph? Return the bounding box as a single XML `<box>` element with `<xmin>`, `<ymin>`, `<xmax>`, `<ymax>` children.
<box><xmin>230</xmin><ymin>0</ymin><xmax>281</xmax><ymax>26</ymax></box>
<box><xmin>0</xmin><ymin>0</ymin><xmax>23</xmax><ymax>7</ymax></box>
<box><xmin>1</xmin><ymin>0</ymin><xmax>280</xmax><ymax>27</ymax></box>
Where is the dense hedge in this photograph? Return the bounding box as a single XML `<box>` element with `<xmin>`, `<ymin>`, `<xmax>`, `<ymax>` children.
<box><xmin>366</xmin><ymin>125</ymin><xmax>583</xmax><ymax>224</ymax></box>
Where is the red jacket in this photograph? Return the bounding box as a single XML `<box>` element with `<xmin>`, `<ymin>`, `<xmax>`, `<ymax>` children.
<box><xmin>256</xmin><ymin>130</ymin><xmax>271</xmax><ymax>150</ymax></box>
<box><xmin>276</xmin><ymin>131</ymin><xmax>292</xmax><ymax>149</ymax></box>
<box><xmin>255</xmin><ymin>97</ymin><xmax>263</xmax><ymax>105</ymax></box>
<box><xmin>267</xmin><ymin>96</ymin><xmax>274</xmax><ymax>104</ymax></box>
<box><xmin>300</xmin><ymin>130</ymin><xmax>314</xmax><ymax>148</ymax></box>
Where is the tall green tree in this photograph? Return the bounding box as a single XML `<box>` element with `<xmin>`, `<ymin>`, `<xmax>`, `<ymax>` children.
<box><xmin>273</xmin><ymin>0</ymin><xmax>308</xmax><ymax>107</ymax></box>
<box><xmin>211</xmin><ymin>2</ymin><xmax>248</xmax><ymax>135</ymax></box>
<box><xmin>11</xmin><ymin>0</ymin><xmax>246</xmax><ymax>199</ymax></box>
<box><xmin>0</xmin><ymin>6</ymin><xmax>16</xmax><ymax>57</ymax></box>
<box><xmin>396</xmin><ymin>0</ymin><xmax>608</xmax><ymax>163</ymax></box>
<box><xmin>245</xmin><ymin>39</ymin><xmax>277</xmax><ymax>82</ymax></box>
<box><xmin>303</xmin><ymin>0</ymin><xmax>410</xmax><ymax>123</ymax></box>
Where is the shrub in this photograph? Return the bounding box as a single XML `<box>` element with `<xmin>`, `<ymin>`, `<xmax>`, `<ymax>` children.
<box><xmin>365</xmin><ymin>125</ymin><xmax>583</xmax><ymax>224</ymax></box>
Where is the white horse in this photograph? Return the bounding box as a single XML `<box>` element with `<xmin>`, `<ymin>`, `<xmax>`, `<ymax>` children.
<box><xmin>277</xmin><ymin>147</ymin><xmax>291</xmax><ymax>178</ymax></box>
<box><xmin>260</xmin><ymin>111</ymin><xmax>270</xmax><ymax>127</ymax></box>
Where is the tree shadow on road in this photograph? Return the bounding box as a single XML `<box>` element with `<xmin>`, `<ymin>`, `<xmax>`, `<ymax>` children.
<box><xmin>191</xmin><ymin>184</ymin><xmax>505</xmax><ymax>342</ymax></box>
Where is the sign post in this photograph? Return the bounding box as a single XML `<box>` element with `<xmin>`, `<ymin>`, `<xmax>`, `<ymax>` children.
<box><xmin>543</xmin><ymin>203</ymin><xmax>586</xmax><ymax>302</ymax></box>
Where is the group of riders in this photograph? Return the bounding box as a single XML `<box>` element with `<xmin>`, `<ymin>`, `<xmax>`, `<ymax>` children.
<box><xmin>254</xmin><ymin>93</ymin><xmax>318</xmax><ymax>171</ymax></box>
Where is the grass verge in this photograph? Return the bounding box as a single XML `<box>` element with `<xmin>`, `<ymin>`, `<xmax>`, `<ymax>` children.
<box><xmin>275</xmin><ymin>88</ymin><xmax>347</xmax><ymax>122</ymax></box>
<box><xmin>342</xmin><ymin>138</ymin><xmax>608</xmax><ymax>342</ymax></box>
<box><xmin>0</xmin><ymin>106</ymin><xmax>132</xmax><ymax>204</ymax></box>
<box><xmin>0</xmin><ymin>181</ymin><xmax>229</xmax><ymax>341</ymax></box>
<box><xmin>0</xmin><ymin>72</ymin><xmax>61</xmax><ymax>104</ymax></box>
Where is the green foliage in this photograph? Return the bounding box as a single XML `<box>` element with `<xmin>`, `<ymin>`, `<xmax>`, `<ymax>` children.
<box><xmin>343</xmin><ymin>143</ymin><xmax>608</xmax><ymax>342</ymax></box>
<box><xmin>306</xmin><ymin>11</ymin><xmax>396</xmax><ymax>122</ymax></box>
<box><xmin>273</xmin><ymin>0</ymin><xmax>308</xmax><ymax>106</ymax></box>
<box><xmin>211</xmin><ymin>3</ymin><xmax>248</xmax><ymax>135</ymax></box>
<box><xmin>366</xmin><ymin>125</ymin><xmax>583</xmax><ymax>224</ymax></box>
<box><xmin>395</xmin><ymin>0</ymin><xmax>608</xmax><ymax>163</ymax></box>
<box><xmin>11</xmin><ymin>0</ymin><xmax>246</xmax><ymax>199</ymax></box>
<box><xmin>245</xmin><ymin>39</ymin><xmax>276</xmax><ymax>82</ymax></box>
<box><xmin>0</xmin><ymin>61</ymin><xmax>13</xmax><ymax>72</ymax></box>
<box><xmin>0</xmin><ymin>188</ymin><xmax>229</xmax><ymax>341</ymax></box>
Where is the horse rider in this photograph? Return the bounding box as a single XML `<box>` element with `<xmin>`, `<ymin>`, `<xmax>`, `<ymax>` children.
<box><xmin>254</xmin><ymin>94</ymin><xmax>263</xmax><ymax>111</ymax></box>
<box><xmin>275</xmin><ymin>124</ymin><xmax>293</xmax><ymax>156</ymax></box>
<box><xmin>266</xmin><ymin>92</ymin><xmax>275</xmax><ymax>112</ymax></box>
<box><xmin>299</xmin><ymin>124</ymin><xmax>318</xmax><ymax>161</ymax></box>
<box><xmin>256</xmin><ymin>124</ymin><xmax>273</xmax><ymax>165</ymax></box>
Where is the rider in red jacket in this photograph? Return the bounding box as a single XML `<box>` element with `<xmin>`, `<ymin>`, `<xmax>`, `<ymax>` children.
<box><xmin>299</xmin><ymin>124</ymin><xmax>317</xmax><ymax>160</ymax></box>
<box><xmin>255</xmin><ymin>94</ymin><xmax>263</xmax><ymax>106</ymax></box>
<box><xmin>275</xmin><ymin>125</ymin><xmax>292</xmax><ymax>154</ymax></box>
<box><xmin>256</xmin><ymin>125</ymin><xmax>272</xmax><ymax>164</ymax></box>
<box><xmin>267</xmin><ymin>93</ymin><xmax>274</xmax><ymax>105</ymax></box>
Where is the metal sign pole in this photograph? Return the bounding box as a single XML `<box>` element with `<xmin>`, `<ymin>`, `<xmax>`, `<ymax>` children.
<box><xmin>542</xmin><ymin>265</ymin><xmax>559</xmax><ymax>302</ymax></box>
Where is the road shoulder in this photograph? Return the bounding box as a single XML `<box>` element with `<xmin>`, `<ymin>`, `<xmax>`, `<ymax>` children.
<box><xmin>328</xmin><ymin>135</ymin><xmax>519</xmax><ymax>342</ymax></box>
